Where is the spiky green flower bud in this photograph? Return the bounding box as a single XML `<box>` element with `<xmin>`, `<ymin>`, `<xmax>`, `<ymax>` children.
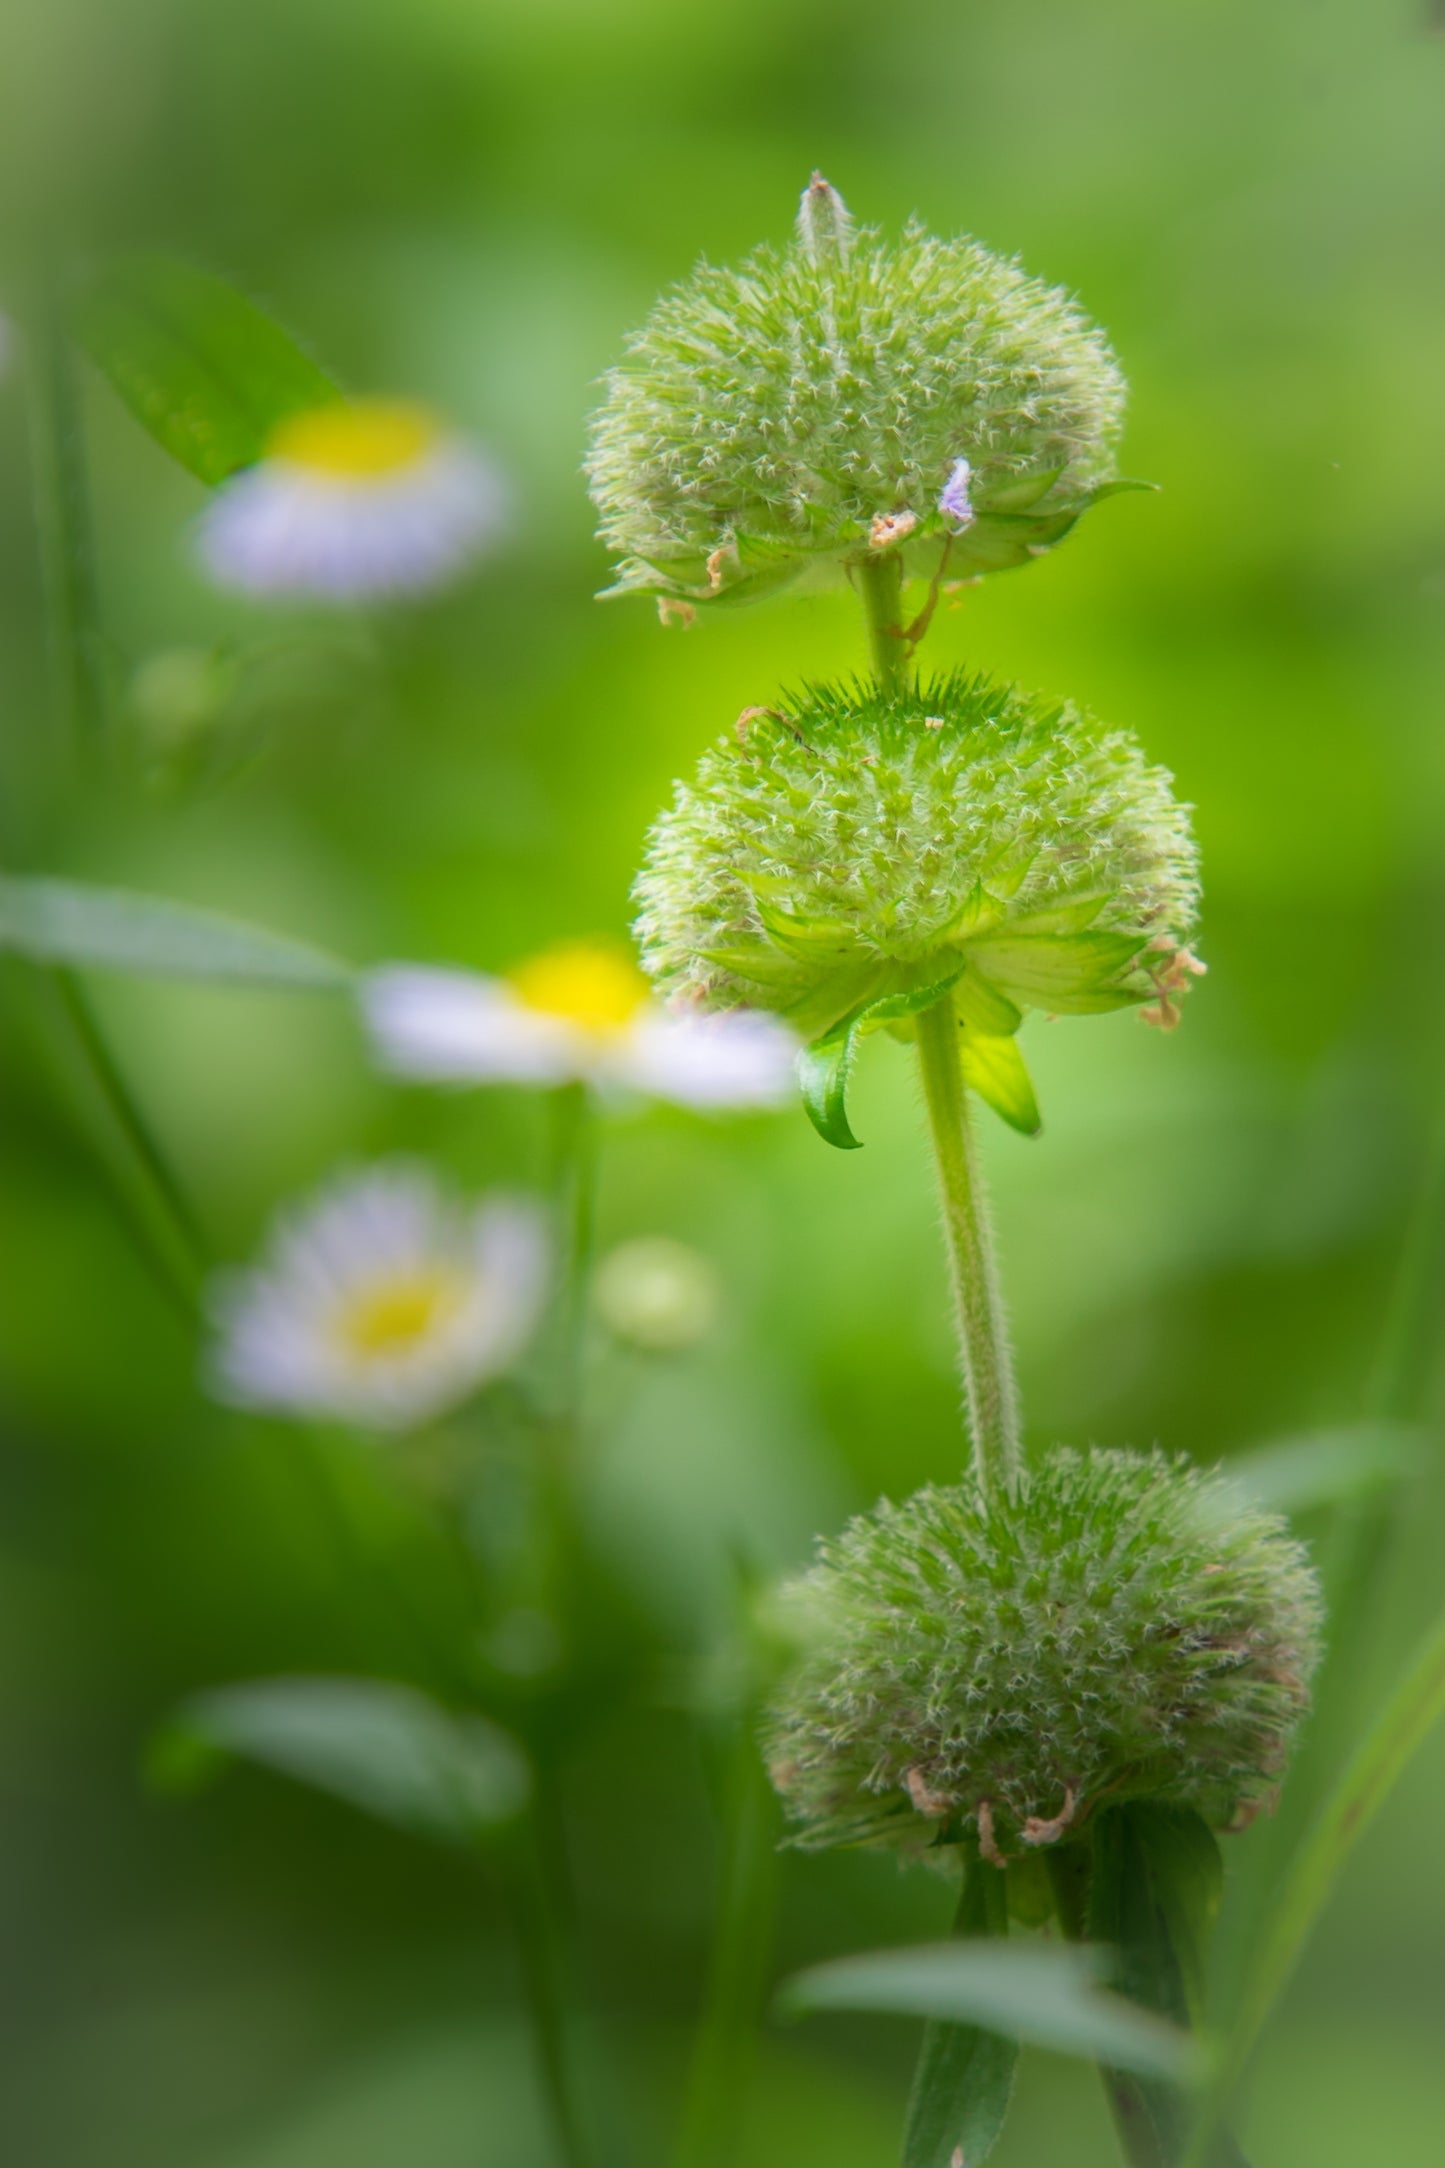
<box><xmin>586</xmin><ymin>175</ymin><xmax>1135</xmax><ymax>612</ymax></box>
<box><xmin>633</xmin><ymin>671</ymin><xmax>1200</xmax><ymax>1139</ymax></box>
<box><xmin>764</xmin><ymin>1449</ymin><xmax>1322</xmax><ymax>1863</ymax></box>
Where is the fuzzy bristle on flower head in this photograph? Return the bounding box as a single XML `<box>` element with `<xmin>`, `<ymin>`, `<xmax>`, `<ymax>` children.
<box><xmin>764</xmin><ymin>1448</ymin><xmax>1322</xmax><ymax>1861</ymax></box>
<box><xmin>634</xmin><ymin>672</ymin><xmax>1200</xmax><ymax>1054</ymax></box>
<box><xmin>586</xmin><ymin>178</ymin><xmax>1131</xmax><ymax>611</ymax></box>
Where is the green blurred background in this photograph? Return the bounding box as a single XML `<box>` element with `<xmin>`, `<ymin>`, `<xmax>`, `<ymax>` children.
<box><xmin>3</xmin><ymin>0</ymin><xmax>1445</xmax><ymax>2162</ymax></box>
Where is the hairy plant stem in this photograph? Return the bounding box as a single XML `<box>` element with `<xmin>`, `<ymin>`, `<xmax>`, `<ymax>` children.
<box><xmin>854</xmin><ymin>552</ymin><xmax>908</xmax><ymax>695</ymax></box>
<box><xmin>671</xmin><ymin>1709</ymin><xmax>778</xmax><ymax>2168</ymax></box>
<box><xmin>914</xmin><ymin>996</ymin><xmax>1021</xmax><ymax>1494</ymax></box>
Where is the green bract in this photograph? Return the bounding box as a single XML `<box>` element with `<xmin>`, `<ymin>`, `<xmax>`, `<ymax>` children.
<box><xmin>586</xmin><ymin>176</ymin><xmax>1133</xmax><ymax>611</ymax></box>
<box><xmin>765</xmin><ymin>1449</ymin><xmax>1322</xmax><ymax>1862</ymax></box>
<box><xmin>633</xmin><ymin>671</ymin><xmax>1199</xmax><ymax>1138</ymax></box>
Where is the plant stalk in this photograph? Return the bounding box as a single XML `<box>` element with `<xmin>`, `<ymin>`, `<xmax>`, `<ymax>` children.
<box><xmin>854</xmin><ymin>552</ymin><xmax>909</xmax><ymax>696</ymax></box>
<box><xmin>1045</xmin><ymin>1845</ymin><xmax>1182</xmax><ymax>2168</ymax></box>
<box><xmin>29</xmin><ymin>301</ymin><xmax>110</xmax><ymax>745</ymax></box>
<box><xmin>54</xmin><ymin>967</ymin><xmax>208</xmax><ymax>1273</ymax></box>
<box><xmin>913</xmin><ymin>996</ymin><xmax>1021</xmax><ymax>1493</ymax></box>
<box><xmin>671</xmin><ymin>1718</ymin><xmax>777</xmax><ymax>2168</ymax></box>
<box><xmin>549</xmin><ymin>1080</ymin><xmax>599</xmax><ymax>1449</ymax></box>
<box><xmin>507</xmin><ymin>1810</ymin><xmax>599</xmax><ymax>2168</ymax></box>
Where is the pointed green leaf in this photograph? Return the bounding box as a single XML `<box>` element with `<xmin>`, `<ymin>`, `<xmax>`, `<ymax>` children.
<box><xmin>700</xmin><ymin>945</ymin><xmax>806</xmax><ymax>991</ymax></box>
<box><xmin>73</xmin><ymin>254</ymin><xmax>340</xmax><ymax>486</ymax></box>
<box><xmin>981</xmin><ymin>850</ymin><xmax>1038</xmax><ymax>903</ymax></box>
<box><xmin>954</xmin><ymin>969</ymin><xmax>1023</xmax><ymax>1038</ymax></box>
<box><xmin>752</xmin><ymin>897</ymin><xmax>860</xmax><ymax>963</ymax></box>
<box><xmin>971</xmin><ymin>466</ymin><xmax>1064</xmax><ymax>515</ymax></box>
<box><xmin>938</xmin><ymin>879</ymin><xmax>1003</xmax><ymax>945</ymax></box>
<box><xmin>1003</xmin><ymin>892</ymin><xmax>1111</xmax><ymax>938</ymax></box>
<box><xmin>152</xmin><ymin>1676</ymin><xmax>531</xmax><ymax>1845</ymax></box>
<box><xmin>966</xmin><ymin>929</ymin><xmax>1145</xmax><ymax>1009</ymax></box>
<box><xmin>778</xmin><ymin>1942</ymin><xmax>1202</xmax><ymax>2083</ymax></box>
<box><xmin>798</xmin><ymin>973</ymin><xmax>963</xmax><ymax>1149</ymax></box>
<box><xmin>798</xmin><ymin>1010</ymin><xmax>864</xmax><ymax>1149</ymax></box>
<box><xmin>959</xmin><ymin>1031</ymin><xmax>1041</xmax><ymax>1137</ymax></box>
<box><xmin>863</xmin><ymin>970</ymin><xmax>964</xmax><ymax>1026</ymax></box>
<box><xmin>0</xmin><ymin>874</ymin><xmax>352</xmax><ymax>988</ymax></box>
<box><xmin>903</xmin><ymin>1859</ymin><xmax>1018</xmax><ymax>2168</ymax></box>
<box><xmin>1079</xmin><ymin>477</ymin><xmax>1161</xmax><ymax>506</ymax></box>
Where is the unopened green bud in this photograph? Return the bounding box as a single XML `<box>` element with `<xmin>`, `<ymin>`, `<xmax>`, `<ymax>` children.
<box><xmin>764</xmin><ymin>1448</ymin><xmax>1321</xmax><ymax>1862</ymax></box>
<box><xmin>594</xmin><ymin>1236</ymin><xmax>721</xmax><ymax>1352</ymax></box>
<box><xmin>634</xmin><ymin>673</ymin><xmax>1200</xmax><ymax>1132</ymax></box>
<box><xmin>586</xmin><ymin>177</ymin><xmax>1132</xmax><ymax>612</ymax></box>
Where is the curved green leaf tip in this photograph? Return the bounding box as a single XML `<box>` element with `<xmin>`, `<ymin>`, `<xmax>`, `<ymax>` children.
<box><xmin>801</xmin><ymin>975</ymin><xmax>1041</xmax><ymax>1149</ymax></box>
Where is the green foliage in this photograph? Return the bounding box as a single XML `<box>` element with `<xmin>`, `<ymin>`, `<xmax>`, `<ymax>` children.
<box><xmin>779</xmin><ymin>1939</ymin><xmax>1200</xmax><ymax>2084</ymax></box>
<box><xmin>586</xmin><ymin>177</ymin><xmax>1128</xmax><ymax>608</ymax></box>
<box><xmin>0</xmin><ymin>873</ymin><xmax>352</xmax><ymax>986</ymax></box>
<box><xmin>73</xmin><ymin>255</ymin><xmax>340</xmax><ymax>486</ymax></box>
<box><xmin>1085</xmin><ymin>1806</ymin><xmax>1236</xmax><ymax>2168</ymax></box>
<box><xmin>901</xmin><ymin>1856</ymin><xmax>1018</xmax><ymax>2168</ymax></box>
<box><xmin>764</xmin><ymin>1448</ymin><xmax>1321</xmax><ymax>1857</ymax></box>
<box><xmin>154</xmin><ymin>1676</ymin><xmax>532</xmax><ymax>1844</ymax></box>
<box><xmin>635</xmin><ymin>672</ymin><xmax>1199</xmax><ymax>1048</ymax></box>
<box><xmin>1218</xmin><ymin>1593</ymin><xmax>1445</xmax><ymax>2105</ymax></box>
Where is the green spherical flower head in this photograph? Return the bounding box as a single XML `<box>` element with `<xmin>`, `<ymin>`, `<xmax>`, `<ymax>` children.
<box><xmin>765</xmin><ymin>1449</ymin><xmax>1322</xmax><ymax>1862</ymax></box>
<box><xmin>635</xmin><ymin>671</ymin><xmax>1200</xmax><ymax>1137</ymax></box>
<box><xmin>587</xmin><ymin>175</ymin><xmax>1135</xmax><ymax>613</ymax></box>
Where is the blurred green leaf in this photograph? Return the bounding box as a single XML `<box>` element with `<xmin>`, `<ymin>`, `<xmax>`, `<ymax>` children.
<box><xmin>1224</xmin><ymin>1594</ymin><xmax>1445</xmax><ymax>2080</ymax></box>
<box><xmin>1226</xmin><ymin>1425</ymin><xmax>1423</xmax><ymax>1516</ymax></box>
<box><xmin>0</xmin><ymin>874</ymin><xmax>352</xmax><ymax>987</ymax></box>
<box><xmin>778</xmin><ymin>1940</ymin><xmax>1203</xmax><ymax>2082</ymax></box>
<box><xmin>902</xmin><ymin>1858</ymin><xmax>1017</xmax><ymax>2168</ymax></box>
<box><xmin>73</xmin><ymin>255</ymin><xmax>340</xmax><ymax>486</ymax></box>
<box><xmin>959</xmin><ymin>1029</ymin><xmax>1041</xmax><ymax>1137</ymax></box>
<box><xmin>155</xmin><ymin>1676</ymin><xmax>531</xmax><ymax>1844</ymax></box>
<box><xmin>964</xmin><ymin>930</ymin><xmax>1145</xmax><ymax>1009</ymax></box>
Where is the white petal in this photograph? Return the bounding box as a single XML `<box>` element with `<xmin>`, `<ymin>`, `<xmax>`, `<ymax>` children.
<box><xmin>619</xmin><ymin>1007</ymin><xmax>799</xmax><ymax>1109</ymax></box>
<box><xmin>362</xmin><ymin>965</ymin><xmax>596</xmax><ymax>1086</ymax></box>
<box><xmin>196</xmin><ymin>442</ymin><xmax>509</xmax><ymax>600</ymax></box>
<box><xmin>205</xmin><ymin>1162</ymin><xmax>550</xmax><ymax>1431</ymax></box>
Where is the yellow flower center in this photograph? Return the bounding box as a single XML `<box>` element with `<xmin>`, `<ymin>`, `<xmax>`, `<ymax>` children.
<box><xmin>336</xmin><ymin>1272</ymin><xmax>462</xmax><ymax>1358</ymax></box>
<box><xmin>266</xmin><ymin>400</ymin><xmax>442</xmax><ymax>479</ymax></box>
<box><xmin>507</xmin><ymin>939</ymin><xmax>650</xmax><ymax>1035</ymax></box>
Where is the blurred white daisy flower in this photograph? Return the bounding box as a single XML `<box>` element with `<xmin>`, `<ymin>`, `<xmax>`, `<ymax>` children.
<box><xmin>209</xmin><ymin>1161</ymin><xmax>548</xmax><ymax>1431</ymax></box>
<box><xmin>197</xmin><ymin>399</ymin><xmax>507</xmax><ymax>600</ymax></box>
<box><xmin>362</xmin><ymin>938</ymin><xmax>798</xmax><ymax>1111</ymax></box>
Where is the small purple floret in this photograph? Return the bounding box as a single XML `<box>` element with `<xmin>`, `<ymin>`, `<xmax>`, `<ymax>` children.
<box><xmin>938</xmin><ymin>458</ymin><xmax>975</xmax><ymax>529</ymax></box>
